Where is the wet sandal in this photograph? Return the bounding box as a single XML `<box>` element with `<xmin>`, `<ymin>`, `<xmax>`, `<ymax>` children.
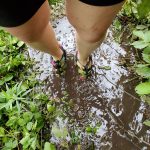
<box><xmin>75</xmin><ymin>53</ymin><xmax>92</xmax><ymax>79</ymax></box>
<box><xmin>51</xmin><ymin>46</ymin><xmax>67</xmax><ymax>76</ymax></box>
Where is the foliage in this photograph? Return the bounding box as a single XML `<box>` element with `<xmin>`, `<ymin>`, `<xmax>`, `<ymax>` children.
<box><xmin>127</xmin><ymin>0</ymin><xmax>150</xmax><ymax>114</ymax></box>
<box><xmin>137</xmin><ymin>0</ymin><xmax>150</xmax><ymax>18</ymax></box>
<box><xmin>0</xmin><ymin>29</ymin><xmax>84</xmax><ymax>149</ymax></box>
<box><xmin>48</xmin><ymin>0</ymin><xmax>62</xmax><ymax>5</ymax></box>
<box><xmin>44</xmin><ymin>142</ymin><xmax>56</xmax><ymax>150</ymax></box>
<box><xmin>131</xmin><ymin>28</ymin><xmax>150</xmax><ymax>96</ymax></box>
<box><xmin>122</xmin><ymin>0</ymin><xmax>150</xmax><ymax>20</ymax></box>
<box><xmin>132</xmin><ymin>30</ymin><xmax>150</xmax><ymax>49</ymax></box>
<box><xmin>0</xmin><ymin>30</ymin><xmax>61</xmax><ymax>149</ymax></box>
<box><xmin>85</xmin><ymin>123</ymin><xmax>101</xmax><ymax>135</ymax></box>
<box><xmin>51</xmin><ymin>123</ymin><xmax>68</xmax><ymax>139</ymax></box>
<box><xmin>113</xmin><ymin>0</ymin><xmax>150</xmax><ymax>126</ymax></box>
<box><xmin>114</xmin><ymin>0</ymin><xmax>150</xmax><ymax>97</ymax></box>
<box><xmin>143</xmin><ymin>120</ymin><xmax>150</xmax><ymax>127</ymax></box>
<box><xmin>135</xmin><ymin>82</ymin><xmax>150</xmax><ymax>95</ymax></box>
<box><xmin>0</xmin><ymin>30</ymin><xmax>42</xmax><ymax>150</ymax></box>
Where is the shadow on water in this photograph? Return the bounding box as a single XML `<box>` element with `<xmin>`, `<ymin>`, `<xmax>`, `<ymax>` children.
<box><xmin>28</xmin><ymin>17</ymin><xmax>150</xmax><ymax>150</ymax></box>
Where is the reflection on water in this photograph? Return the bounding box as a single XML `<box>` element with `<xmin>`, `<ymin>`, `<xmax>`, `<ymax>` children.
<box><xmin>28</xmin><ymin>17</ymin><xmax>150</xmax><ymax>150</ymax></box>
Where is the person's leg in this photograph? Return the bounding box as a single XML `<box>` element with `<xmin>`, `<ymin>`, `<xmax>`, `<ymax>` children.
<box><xmin>4</xmin><ymin>0</ymin><xmax>62</xmax><ymax>60</ymax></box>
<box><xmin>66</xmin><ymin>0</ymin><xmax>124</xmax><ymax>65</ymax></box>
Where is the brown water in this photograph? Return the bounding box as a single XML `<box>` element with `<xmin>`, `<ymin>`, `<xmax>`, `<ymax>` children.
<box><xmin>28</xmin><ymin>17</ymin><xmax>150</xmax><ymax>150</ymax></box>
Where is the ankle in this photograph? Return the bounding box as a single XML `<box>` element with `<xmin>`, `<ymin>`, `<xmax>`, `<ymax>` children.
<box><xmin>78</xmin><ymin>54</ymin><xmax>89</xmax><ymax>66</ymax></box>
<box><xmin>52</xmin><ymin>48</ymin><xmax>63</xmax><ymax>61</ymax></box>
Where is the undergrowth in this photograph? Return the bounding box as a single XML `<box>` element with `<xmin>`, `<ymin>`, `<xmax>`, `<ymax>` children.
<box><xmin>113</xmin><ymin>0</ymin><xmax>150</xmax><ymax>126</ymax></box>
<box><xmin>0</xmin><ymin>30</ymin><xmax>79</xmax><ymax>150</ymax></box>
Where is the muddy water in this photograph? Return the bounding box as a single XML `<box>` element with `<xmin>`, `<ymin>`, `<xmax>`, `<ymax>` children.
<box><xmin>28</xmin><ymin>17</ymin><xmax>150</xmax><ymax>150</ymax></box>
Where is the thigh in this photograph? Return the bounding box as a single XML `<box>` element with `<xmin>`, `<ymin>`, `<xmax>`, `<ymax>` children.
<box><xmin>66</xmin><ymin>0</ymin><xmax>124</xmax><ymax>33</ymax></box>
<box><xmin>0</xmin><ymin>0</ymin><xmax>46</xmax><ymax>27</ymax></box>
<box><xmin>4</xmin><ymin>0</ymin><xmax>50</xmax><ymax>42</ymax></box>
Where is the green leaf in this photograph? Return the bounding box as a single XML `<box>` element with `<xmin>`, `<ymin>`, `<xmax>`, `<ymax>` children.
<box><xmin>34</xmin><ymin>112</ymin><xmax>42</xmax><ymax>120</ymax></box>
<box><xmin>142</xmin><ymin>46</ymin><xmax>150</xmax><ymax>63</ymax></box>
<box><xmin>98</xmin><ymin>66</ymin><xmax>111</xmax><ymax>70</ymax></box>
<box><xmin>44</xmin><ymin>142</ymin><xmax>56</xmax><ymax>150</ymax></box>
<box><xmin>23</xmin><ymin>112</ymin><xmax>33</xmax><ymax>122</ymax></box>
<box><xmin>0</xmin><ymin>46</ymin><xmax>6</xmax><ymax>51</ymax></box>
<box><xmin>136</xmin><ymin>25</ymin><xmax>147</xmax><ymax>30</ymax></box>
<box><xmin>137</xmin><ymin>0</ymin><xmax>150</xmax><ymax>18</ymax></box>
<box><xmin>5</xmin><ymin>139</ymin><xmax>18</xmax><ymax>149</ymax></box>
<box><xmin>113</xmin><ymin>19</ymin><xmax>121</xmax><ymax>30</ymax></box>
<box><xmin>136</xmin><ymin>64</ymin><xmax>150</xmax><ymax>68</ymax></box>
<box><xmin>143</xmin><ymin>120</ymin><xmax>150</xmax><ymax>127</ymax></box>
<box><xmin>18</xmin><ymin>118</ymin><xmax>26</xmax><ymax>126</ymax></box>
<box><xmin>6</xmin><ymin>116</ymin><xmax>17</xmax><ymax>127</ymax></box>
<box><xmin>17</xmin><ymin>41</ymin><xmax>24</xmax><ymax>47</ymax></box>
<box><xmin>51</xmin><ymin>124</ymin><xmax>68</xmax><ymax>139</ymax></box>
<box><xmin>20</xmin><ymin>83</ymin><xmax>29</xmax><ymax>92</ymax></box>
<box><xmin>144</xmin><ymin>31</ymin><xmax>150</xmax><ymax>43</ymax></box>
<box><xmin>32</xmin><ymin>120</ymin><xmax>38</xmax><ymax>130</ymax></box>
<box><xmin>131</xmin><ymin>41</ymin><xmax>149</xmax><ymax>49</ymax></box>
<box><xmin>0</xmin><ymin>74</ymin><xmax>13</xmax><ymax>86</ymax></box>
<box><xmin>34</xmin><ymin>113</ymin><xmax>44</xmax><ymax>131</ymax></box>
<box><xmin>0</xmin><ymin>127</ymin><xmax>5</xmax><ymax>137</ymax></box>
<box><xmin>142</xmin><ymin>95</ymin><xmax>150</xmax><ymax>105</ymax></box>
<box><xmin>136</xmin><ymin>66</ymin><xmax>150</xmax><ymax>78</ymax></box>
<box><xmin>47</xmin><ymin>103</ymin><xmax>56</xmax><ymax>113</ymax></box>
<box><xmin>11</xmin><ymin>37</ymin><xmax>18</xmax><ymax>44</ymax></box>
<box><xmin>30</xmin><ymin>102</ymin><xmax>37</xmax><ymax>112</ymax></box>
<box><xmin>135</xmin><ymin>82</ymin><xmax>150</xmax><ymax>95</ymax></box>
<box><xmin>85</xmin><ymin>126</ymin><xmax>93</xmax><ymax>133</ymax></box>
<box><xmin>133</xmin><ymin>30</ymin><xmax>145</xmax><ymax>40</ymax></box>
<box><xmin>30</xmin><ymin>137</ymin><xmax>37</xmax><ymax>150</ymax></box>
<box><xmin>0</xmin><ymin>80</ymin><xmax>5</xmax><ymax>86</ymax></box>
<box><xmin>26</xmin><ymin>122</ymin><xmax>33</xmax><ymax>131</ymax></box>
<box><xmin>20</xmin><ymin>133</ymin><xmax>31</xmax><ymax>149</ymax></box>
<box><xmin>12</xmin><ymin>140</ymin><xmax>18</xmax><ymax>148</ymax></box>
<box><xmin>4</xmin><ymin>74</ymin><xmax>13</xmax><ymax>82</ymax></box>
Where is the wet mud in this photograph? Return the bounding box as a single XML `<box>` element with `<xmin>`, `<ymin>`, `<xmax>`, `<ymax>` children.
<box><xmin>28</xmin><ymin>17</ymin><xmax>150</xmax><ymax>150</ymax></box>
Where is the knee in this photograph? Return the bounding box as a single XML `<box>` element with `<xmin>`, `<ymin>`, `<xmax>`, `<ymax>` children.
<box><xmin>21</xmin><ymin>35</ymin><xmax>37</xmax><ymax>44</ymax></box>
<box><xmin>67</xmin><ymin>15</ymin><xmax>107</xmax><ymax>43</ymax></box>
<box><xmin>78</xmin><ymin>29</ymin><xmax>107</xmax><ymax>43</ymax></box>
<box><xmin>71</xmin><ymin>21</ymin><xmax>107</xmax><ymax>43</ymax></box>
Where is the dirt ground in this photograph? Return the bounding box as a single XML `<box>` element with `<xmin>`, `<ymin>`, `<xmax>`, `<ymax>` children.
<box><xmin>28</xmin><ymin>17</ymin><xmax>150</xmax><ymax>150</ymax></box>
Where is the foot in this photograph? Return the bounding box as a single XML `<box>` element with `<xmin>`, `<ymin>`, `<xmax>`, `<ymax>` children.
<box><xmin>75</xmin><ymin>53</ymin><xmax>92</xmax><ymax>79</ymax></box>
<box><xmin>51</xmin><ymin>46</ymin><xmax>67</xmax><ymax>76</ymax></box>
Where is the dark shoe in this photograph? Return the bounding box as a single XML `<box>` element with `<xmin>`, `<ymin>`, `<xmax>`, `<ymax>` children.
<box><xmin>51</xmin><ymin>46</ymin><xmax>67</xmax><ymax>76</ymax></box>
<box><xmin>75</xmin><ymin>53</ymin><xmax>92</xmax><ymax>79</ymax></box>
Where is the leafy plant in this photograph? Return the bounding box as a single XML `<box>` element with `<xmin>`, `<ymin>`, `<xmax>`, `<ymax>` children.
<box><xmin>85</xmin><ymin>123</ymin><xmax>102</xmax><ymax>135</ymax></box>
<box><xmin>137</xmin><ymin>0</ymin><xmax>150</xmax><ymax>18</ymax></box>
<box><xmin>44</xmin><ymin>142</ymin><xmax>56</xmax><ymax>150</ymax></box>
<box><xmin>143</xmin><ymin>119</ymin><xmax>150</xmax><ymax>127</ymax></box>
<box><xmin>48</xmin><ymin>0</ymin><xmax>62</xmax><ymax>5</ymax></box>
<box><xmin>0</xmin><ymin>30</ymin><xmax>51</xmax><ymax>150</ymax></box>
<box><xmin>0</xmin><ymin>29</ymin><xmax>81</xmax><ymax>150</ymax></box>
<box><xmin>113</xmin><ymin>0</ymin><xmax>150</xmax><ymax>127</ymax></box>
<box><xmin>135</xmin><ymin>82</ymin><xmax>150</xmax><ymax>95</ymax></box>
<box><xmin>131</xmin><ymin>30</ymin><xmax>150</xmax><ymax>96</ymax></box>
<box><xmin>51</xmin><ymin>123</ymin><xmax>68</xmax><ymax>139</ymax></box>
<box><xmin>132</xmin><ymin>30</ymin><xmax>150</xmax><ymax>49</ymax></box>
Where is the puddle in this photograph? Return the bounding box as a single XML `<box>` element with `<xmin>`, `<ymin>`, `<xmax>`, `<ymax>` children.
<box><xmin>28</xmin><ymin>17</ymin><xmax>150</xmax><ymax>150</ymax></box>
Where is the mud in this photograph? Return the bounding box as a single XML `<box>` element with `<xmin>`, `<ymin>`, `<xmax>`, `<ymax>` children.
<box><xmin>28</xmin><ymin>17</ymin><xmax>150</xmax><ymax>150</ymax></box>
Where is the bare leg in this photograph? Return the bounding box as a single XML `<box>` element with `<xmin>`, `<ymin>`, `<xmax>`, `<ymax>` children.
<box><xmin>76</xmin><ymin>33</ymin><xmax>106</xmax><ymax>64</ymax></box>
<box><xmin>66</xmin><ymin>0</ymin><xmax>124</xmax><ymax>65</ymax></box>
<box><xmin>4</xmin><ymin>0</ymin><xmax>62</xmax><ymax>60</ymax></box>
